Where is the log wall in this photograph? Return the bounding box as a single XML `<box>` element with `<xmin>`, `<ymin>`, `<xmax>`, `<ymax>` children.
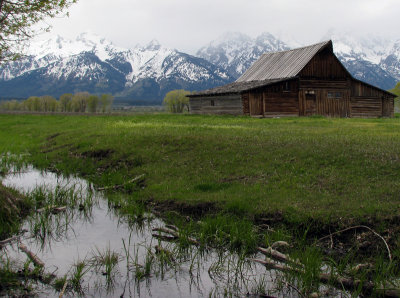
<box><xmin>189</xmin><ymin>94</ymin><xmax>243</xmax><ymax>115</ymax></box>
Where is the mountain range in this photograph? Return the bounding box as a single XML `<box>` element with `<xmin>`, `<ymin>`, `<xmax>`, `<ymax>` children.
<box><xmin>0</xmin><ymin>31</ymin><xmax>399</xmax><ymax>104</ymax></box>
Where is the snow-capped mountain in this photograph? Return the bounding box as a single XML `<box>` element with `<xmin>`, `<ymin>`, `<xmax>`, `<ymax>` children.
<box><xmin>0</xmin><ymin>33</ymin><xmax>233</xmax><ymax>103</ymax></box>
<box><xmin>197</xmin><ymin>32</ymin><xmax>289</xmax><ymax>79</ymax></box>
<box><xmin>0</xmin><ymin>31</ymin><xmax>399</xmax><ymax>103</ymax></box>
<box><xmin>198</xmin><ymin>31</ymin><xmax>400</xmax><ymax>91</ymax></box>
<box><xmin>326</xmin><ymin>31</ymin><xmax>399</xmax><ymax>90</ymax></box>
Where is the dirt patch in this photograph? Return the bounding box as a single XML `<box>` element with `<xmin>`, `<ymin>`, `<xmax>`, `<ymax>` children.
<box><xmin>46</xmin><ymin>133</ymin><xmax>61</xmax><ymax>141</ymax></box>
<box><xmin>41</xmin><ymin>143</ymin><xmax>73</xmax><ymax>154</ymax></box>
<box><xmin>149</xmin><ymin>199</ymin><xmax>218</xmax><ymax>218</ymax></box>
<box><xmin>81</xmin><ymin>149</ymin><xmax>114</xmax><ymax>160</ymax></box>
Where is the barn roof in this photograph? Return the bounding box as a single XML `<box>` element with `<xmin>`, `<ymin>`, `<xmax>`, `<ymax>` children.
<box><xmin>188</xmin><ymin>78</ymin><xmax>289</xmax><ymax>97</ymax></box>
<box><xmin>236</xmin><ymin>40</ymin><xmax>332</xmax><ymax>82</ymax></box>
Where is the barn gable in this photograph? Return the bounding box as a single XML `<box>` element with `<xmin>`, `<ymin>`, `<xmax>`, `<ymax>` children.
<box><xmin>299</xmin><ymin>46</ymin><xmax>350</xmax><ymax>79</ymax></box>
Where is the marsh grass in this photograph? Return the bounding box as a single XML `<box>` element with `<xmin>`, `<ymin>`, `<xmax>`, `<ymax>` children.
<box><xmin>89</xmin><ymin>245</ymin><xmax>120</xmax><ymax>278</ymax></box>
<box><xmin>106</xmin><ymin>193</ymin><xmax>150</xmax><ymax>227</ymax></box>
<box><xmin>23</xmin><ymin>183</ymin><xmax>96</xmax><ymax>248</ymax></box>
<box><xmin>69</xmin><ymin>259</ymin><xmax>91</xmax><ymax>294</ymax></box>
<box><xmin>196</xmin><ymin>214</ymin><xmax>259</xmax><ymax>253</ymax></box>
<box><xmin>0</xmin><ymin>252</ymin><xmax>54</xmax><ymax>295</ymax></box>
<box><xmin>0</xmin><ymin>254</ymin><xmax>22</xmax><ymax>292</ymax></box>
<box><xmin>0</xmin><ymin>184</ymin><xmax>31</xmax><ymax>239</ymax></box>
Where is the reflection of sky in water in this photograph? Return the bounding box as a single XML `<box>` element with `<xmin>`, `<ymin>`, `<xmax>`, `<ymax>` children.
<box><xmin>2</xmin><ymin>167</ymin><xmax>272</xmax><ymax>298</ymax></box>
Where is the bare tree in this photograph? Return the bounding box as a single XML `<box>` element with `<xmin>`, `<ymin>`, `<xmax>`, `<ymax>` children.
<box><xmin>0</xmin><ymin>0</ymin><xmax>78</xmax><ymax>63</ymax></box>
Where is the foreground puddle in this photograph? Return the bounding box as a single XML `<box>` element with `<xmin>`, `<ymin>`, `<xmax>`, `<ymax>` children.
<box><xmin>1</xmin><ymin>167</ymin><xmax>276</xmax><ymax>297</ymax></box>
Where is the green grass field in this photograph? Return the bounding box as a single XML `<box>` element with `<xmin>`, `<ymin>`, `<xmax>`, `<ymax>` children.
<box><xmin>1</xmin><ymin>113</ymin><xmax>400</xmax><ymax>228</ymax></box>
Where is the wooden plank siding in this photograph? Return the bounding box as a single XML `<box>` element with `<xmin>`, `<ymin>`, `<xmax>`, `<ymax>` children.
<box><xmin>244</xmin><ymin>80</ymin><xmax>299</xmax><ymax>117</ymax></box>
<box><xmin>242</xmin><ymin>93</ymin><xmax>250</xmax><ymax>115</ymax></box>
<box><xmin>350</xmin><ymin>80</ymin><xmax>394</xmax><ymax>117</ymax></box>
<box><xmin>299</xmin><ymin>84</ymin><xmax>351</xmax><ymax>117</ymax></box>
<box><xmin>189</xmin><ymin>95</ymin><xmax>243</xmax><ymax>115</ymax></box>
<box><xmin>299</xmin><ymin>47</ymin><xmax>349</xmax><ymax>79</ymax></box>
<box><xmin>263</xmin><ymin>87</ymin><xmax>298</xmax><ymax>117</ymax></box>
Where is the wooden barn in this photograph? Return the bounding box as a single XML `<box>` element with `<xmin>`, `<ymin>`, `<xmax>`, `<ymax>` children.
<box><xmin>188</xmin><ymin>40</ymin><xmax>395</xmax><ymax>117</ymax></box>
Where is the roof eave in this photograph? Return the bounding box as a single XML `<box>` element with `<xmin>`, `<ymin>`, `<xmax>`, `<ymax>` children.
<box><xmin>351</xmin><ymin>78</ymin><xmax>398</xmax><ymax>97</ymax></box>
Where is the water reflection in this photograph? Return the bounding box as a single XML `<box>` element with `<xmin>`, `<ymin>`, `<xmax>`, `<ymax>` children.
<box><xmin>1</xmin><ymin>167</ymin><xmax>273</xmax><ymax>297</ymax></box>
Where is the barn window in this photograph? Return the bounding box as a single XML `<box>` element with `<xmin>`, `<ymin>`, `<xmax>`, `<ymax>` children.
<box><xmin>210</xmin><ymin>100</ymin><xmax>215</xmax><ymax>106</ymax></box>
<box><xmin>335</xmin><ymin>92</ymin><xmax>342</xmax><ymax>98</ymax></box>
<box><xmin>283</xmin><ymin>81</ymin><xmax>290</xmax><ymax>91</ymax></box>
<box><xmin>328</xmin><ymin>92</ymin><xmax>342</xmax><ymax>99</ymax></box>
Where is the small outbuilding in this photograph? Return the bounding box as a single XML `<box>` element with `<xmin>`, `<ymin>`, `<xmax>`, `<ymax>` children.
<box><xmin>188</xmin><ymin>40</ymin><xmax>395</xmax><ymax>117</ymax></box>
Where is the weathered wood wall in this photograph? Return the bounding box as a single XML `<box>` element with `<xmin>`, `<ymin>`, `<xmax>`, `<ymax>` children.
<box><xmin>243</xmin><ymin>81</ymin><xmax>299</xmax><ymax>117</ymax></box>
<box><xmin>298</xmin><ymin>79</ymin><xmax>351</xmax><ymax>117</ymax></box>
<box><xmin>350</xmin><ymin>80</ymin><xmax>394</xmax><ymax>117</ymax></box>
<box><xmin>298</xmin><ymin>89</ymin><xmax>351</xmax><ymax>117</ymax></box>
<box><xmin>189</xmin><ymin>95</ymin><xmax>243</xmax><ymax>115</ymax></box>
<box><xmin>300</xmin><ymin>47</ymin><xmax>348</xmax><ymax>79</ymax></box>
<box><xmin>263</xmin><ymin>81</ymin><xmax>298</xmax><ymax>116</ymax></box>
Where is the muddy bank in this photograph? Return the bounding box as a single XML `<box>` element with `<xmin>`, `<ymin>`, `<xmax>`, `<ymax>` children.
<box><xmin>0</xmin><ymin>183</ymin><xmax>31</xmax><ymax>240</ymax></box>
<box><xmin>144</xmin><ymin>196</ymin><xmax>400</xmax><ymax>261</ymax></box>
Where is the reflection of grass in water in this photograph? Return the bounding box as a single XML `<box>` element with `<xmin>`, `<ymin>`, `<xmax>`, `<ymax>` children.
<box><xmin>24</xmin><ymin>184</ymin><xmax>96</xmax><ymax>249</ymax></box>
<box><xmin>133</xmin><ymin>246</ymin><xmax>154</xmax><ymax>281</ymax></box>
<box><xmin>89</xmin><ymin>245</ymin><xmax>120</xmax><ymax>291</ymax></box>
<box><xmin>0</xmin><ymin>252</ymin><xmax>59</xmax><ymax>296</ymax></box>
<box><xmin>106</xmin><ymin>192</ymin><xmax>152</xmax><ymax>229</ymax></box>
<box><xmin>0</xmin><ymin>254</ymin><xmax>26</xmax><ymax>294</ymax></box>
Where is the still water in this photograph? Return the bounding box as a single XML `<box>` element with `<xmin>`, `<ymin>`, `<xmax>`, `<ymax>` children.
<box><xmin>2</xmin><ymin>167</ymin><xmax>276</xmax><ymax>297</ymax></box>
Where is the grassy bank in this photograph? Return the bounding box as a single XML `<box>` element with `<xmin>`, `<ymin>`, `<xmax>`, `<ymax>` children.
<box><xmin>1</xmin><ymin>114</ymin><xmax>400</xmax><ymax>226</ymax></box>
<box><xmin>0</xmin><ymin>183</ymin><xmax>31</xmax><ymax>240</ymax></box>
<box><xmin>1</xmin><ymin>113</ymin><xmax>400</xmax><ymax>295</ymax></box>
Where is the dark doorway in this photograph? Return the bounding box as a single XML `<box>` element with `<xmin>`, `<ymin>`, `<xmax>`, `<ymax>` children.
<box><xmin>249</xmin><ymin>93</ymin><xmax>263</xmax><ymax>116</ymax></box>
<box><xmin>305</xmin><ymin>93</ymin><xmax>316</xmax><ymax>116</ymax></box>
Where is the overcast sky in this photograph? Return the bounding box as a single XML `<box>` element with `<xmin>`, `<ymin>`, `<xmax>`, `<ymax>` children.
<box><xmin>41</xmin><ymin>0</ymin><xmax>400</xmax><ymax>54</ymax></box>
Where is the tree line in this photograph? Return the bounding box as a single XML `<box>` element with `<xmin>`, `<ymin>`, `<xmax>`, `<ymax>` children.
<box><xmin>0</xmin><ymin>92</ymin><xmax>114</xmax><ymax>113</ymax></box>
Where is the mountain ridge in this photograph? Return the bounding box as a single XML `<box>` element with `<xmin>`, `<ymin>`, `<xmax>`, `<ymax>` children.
<box><xmin>0</xmin><ymin>33</ymin><xmax>233</xmax><ymax>103</ymax></box>
<box><xmin>0</xmin><ymin>31</ymin><xmax>398</xmax><ymax>104</ymax></box>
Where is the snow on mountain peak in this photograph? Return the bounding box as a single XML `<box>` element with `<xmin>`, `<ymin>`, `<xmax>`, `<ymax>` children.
<box><xmin>145</xmin><ymin>39</ymin><xmax>161</xmax><ymax>51</ymax></box>
<box><xmin>27</xmin><ymin>32</ymin><xmax>126</xmax><ymax>61</ymax></box>
<box><xmin>197</xmin><ymin>31</ymin><xmax>289</xmax><ymax>78</ymax></box>
<box><xmin>323</xmin><ymin>30</ymin><xmax>393</xmax><ymax>64</ymax></box>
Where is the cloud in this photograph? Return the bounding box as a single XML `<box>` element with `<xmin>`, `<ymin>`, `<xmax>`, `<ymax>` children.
<box><xmin>43</xmin><ymin>0</ymin><xmax>400</xmax><ymax>54</ymax></box>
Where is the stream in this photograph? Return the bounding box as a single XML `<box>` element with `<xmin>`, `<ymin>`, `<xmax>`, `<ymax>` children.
<box><xmin>1</xmin><ymin>166</ymin><xmax>280</xmax><ymax>297</ymax></box>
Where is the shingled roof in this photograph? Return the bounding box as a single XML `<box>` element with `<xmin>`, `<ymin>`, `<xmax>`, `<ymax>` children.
<box><xmin>237</xmin><ymin>40</ymin><xmax>332</xmax><ymax>82</ymax></box>
<box><xmin>189</xmin><ymin>40</ymin><xmax>333</xmax><ymax>97</ymax></box>
<box><xmin>188</xmin><ymin>78</ymin><xmax>290</xmax><ymax>97</ymax></box>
